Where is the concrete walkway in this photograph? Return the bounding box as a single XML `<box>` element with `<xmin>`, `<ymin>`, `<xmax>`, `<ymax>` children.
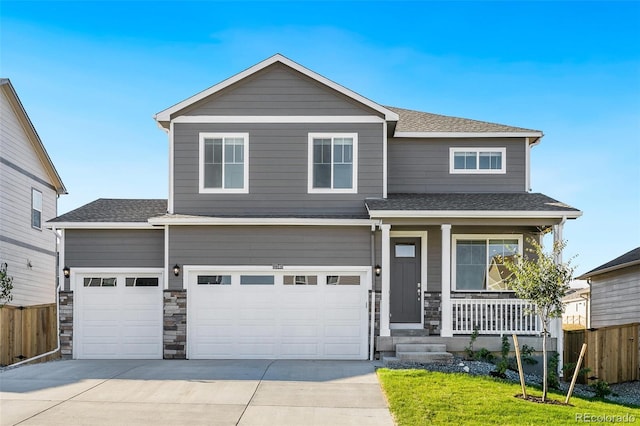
<box><xmin>0</xmin><ymin>359</ymin><xmax>394</xmax><ymax>426</ymax></box>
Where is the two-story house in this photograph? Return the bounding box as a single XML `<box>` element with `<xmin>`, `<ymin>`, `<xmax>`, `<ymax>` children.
<box><xmin>1</xmin><ymin>79</ymin><xmax>67</xmax><ymax>307</ymax></box>
<box><xmin>48</xmin><ymin>54</ymin><xmax>581</xmax><ymax>360</ymax></box>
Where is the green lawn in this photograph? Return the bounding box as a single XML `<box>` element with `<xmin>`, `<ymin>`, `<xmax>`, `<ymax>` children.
<box><xmin>377</xmin><ymin>369</ymin><xmax>640</xmax><ymax>425</ymax></box>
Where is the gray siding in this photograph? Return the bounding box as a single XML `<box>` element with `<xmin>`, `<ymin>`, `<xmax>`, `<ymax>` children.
<box><xmin>173</xmin><ymin>122</ymin><xmax>383</xmax><ymax>216</ymax></box>
<box><xmin>182</xmin><ymin>64</ymin><xmax>379</xmax><ymax>117</ymax></box>
<box><xmin>387</xmin><ymin>138</ymin><xmax>526</xmax><ymax>193</ymax></box>
<box><xmin>590</xmin><ymin>265</ymin><xmax>640</xmax><ymax>328</ymax></box>
<box><xmin>168</xmin><ymin>226</ymin><xmax>372</xmax><ymax>289</ymax></box>
<box><xmin>65</xmin><ymin>229</ymin><xmax>164</xmax><ymax>289</ymax></box>
<box><xmin>0</xmin><ymin>89</ymin><xmax>58</xmax><ymax>306</ymax></box>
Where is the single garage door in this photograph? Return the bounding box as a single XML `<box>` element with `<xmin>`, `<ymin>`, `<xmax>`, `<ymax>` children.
<box><xmin>187</xmin><ymin>267</ymin><xmax>370</xmax><ymax>359</ymax></box>
<box><xmin>75</xmin><ymin>270</ymin><xmax>163</xmax><ymax>359</ymax></box>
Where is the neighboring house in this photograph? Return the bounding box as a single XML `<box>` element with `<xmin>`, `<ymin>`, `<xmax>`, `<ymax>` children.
<box><xmin>577</xmin><ymin>247</ymin><xmax>640</xmax><ymax>329</ymax></box>
<box><xmin>0</xmin><ymin>79</ymin><xmax>66</xmax><ymax>306</ymax></box>
<box><xmin>562</xmin><ymin>287</ymin><xmax>590</xmax><ymax>330</ymax></box>
<box><xmin>48</xmin><ymin>54</ymin><xmax>581</xmax><ymax>360</ymax></box>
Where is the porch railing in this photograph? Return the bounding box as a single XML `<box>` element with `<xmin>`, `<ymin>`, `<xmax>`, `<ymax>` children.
<box><xmin>451</xmin><ymin>298</ymin><xmax>540</xmax><ymax>335</ymax></box>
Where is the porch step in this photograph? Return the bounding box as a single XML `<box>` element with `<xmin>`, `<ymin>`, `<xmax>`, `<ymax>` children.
<box><xmin>395</xmin><ymin>343</ymin><xmax>447</xmax><ymax>353</ymax></box>
<box><xmin>396</xmin><ymin>351</ymin><xmax>454</xmax><ymax>364</ymax></box>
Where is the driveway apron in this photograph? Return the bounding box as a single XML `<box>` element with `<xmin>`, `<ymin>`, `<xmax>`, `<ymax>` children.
<box><xmin>0</xmin><ymin>359</ymin><xmax>394</xmax><ymax>426</ymax></box>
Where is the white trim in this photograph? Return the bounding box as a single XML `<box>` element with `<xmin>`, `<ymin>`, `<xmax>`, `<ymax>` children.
<box><xmin>58</xmin><ymin>228</ymin><xmax>65</xmax><ymax>289</ymax></box>
<box><xmin>164</xmin><ymin>225</ymin><xmax>169</xmax><ymax>290</ymax></box>
<box><xmin>168</xmin><ymin>121</ymin><xmax>174</xmax><ymax>213</ymax></box>
<box><xmin>390</xmin><ymin>230</ymin><xmax>428</xmax><ymax>329</ymax></box>
<box><xmin>46</xmin><ymin>222</ymin><xmax>157</xmax><ymax>229</ymax></box>
<box><xmin>148</xmin><ymin>216</ymin><xmax>375</xmax><ymax>226</ymax></box>
<box><xmin>307</xmin><ymin>133</ymin><xmax>358</xmax><ymax>194</ymax></box>
<box><xmin>394</xmin><ymin>131</ymin><xmax>543</xmax><ymax>138</ymax></box>
<box><xmin>382</xmin><ymin>120</ymin><xmax>388</xmax><ymax>198</ymax></box>
<box><xmin>380</xmin><ymin>224</ymin><xmax>391</xmax><ymax>337</ymax></box>
<box><xmin>199</xmin><ymin>132</ymin><xmax>249</xmax><ymax>194</ymax></box>
<box><xmin>525</xmin><ymin>137</ymin><xmax>531</xmax><ymax>192</ymax></box>
<box><xmin>449</xmin><ymin>147</ymin><xmax>506</xmax><ymax>174</ymax></box>
<box><xmin>368</xmin><ymin>210</ymin><xmax>582</xmax><ymax>219</ymax></box>
<box><xmin>31</xmin><ymin>188</ymin><xmax>43</xmax><ymax>229</ymax></box>
<box><xmin>440</xmin><ymin>224</ymin><xmax>453</xmax><ymax>337</ymax></box>
<box><xmin>184</xmin><ymin>265</ymin><xmax>371</xmax><ymax>273</ymax></box>
<box><xmin>154</xmin><ymin>54</ymin><xmax>399</xmax><ymax>124</ymax></box>
<box><xmin>451</xmin><ymin>234</ymin><xmax>523</xmax><ymax>292</ymax></box>
<box><xmin>172</xmin><ymin>115</ymin><xmax>385</xmax><ymax>124</ymax></box>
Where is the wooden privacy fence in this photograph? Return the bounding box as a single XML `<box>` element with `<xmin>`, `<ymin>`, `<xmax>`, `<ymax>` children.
<box><xmin>564</xmin><ymin>323</ymin><xmax>639</xmax><ymax>384</ymax></box>
<box><xmin>0</xmin><ymin>303</ymin><xmax>58</xmax><ymax>366</ymax></box>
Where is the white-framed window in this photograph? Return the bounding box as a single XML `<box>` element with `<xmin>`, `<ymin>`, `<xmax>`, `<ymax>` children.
<box><xmin>199</xmin><ymin>133</ymin><xmax>249</xmax><ymax>193</ymax></box>
<box><xmin>452</xmin><ymin>235</ymin><xmax>523</xmax><ymax>291</ymax></box>
<box><xmin>308</xmin><ymin>133</ymin><xmax>358</xmax><ymax>193</ymax></box>
<box><xmin>31</xmin><ymin>188</ymin><xmax>42</xmax><ymax>229</ymax></box>
<box><xmin>449</xmin><ymin>148</ymin><xmax>506</xmax><ymax>174</ymax></box>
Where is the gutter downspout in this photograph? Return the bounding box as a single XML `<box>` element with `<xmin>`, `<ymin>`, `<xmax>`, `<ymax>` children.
<box><xmin>369</xmin><ymin>223</ymin><xmax>376</xmax><ymax>361</ymax></box>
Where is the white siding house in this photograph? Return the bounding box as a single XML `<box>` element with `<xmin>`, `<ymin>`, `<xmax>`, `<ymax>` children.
<box><xmin>0</xmin><ymin>79</ymin><xmax>66</xmax><ymax>306</ymax></box>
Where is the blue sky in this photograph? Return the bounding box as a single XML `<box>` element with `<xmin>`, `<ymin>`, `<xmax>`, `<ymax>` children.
<box><xmin>2</xmin><ymin>1</ymin><xmax>639</xmax><ymax>275</ymax></box>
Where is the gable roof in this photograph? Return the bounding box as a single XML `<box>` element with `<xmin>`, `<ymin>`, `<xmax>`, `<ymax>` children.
<box><xmin>387</xmin><ymin>106</ymin><xmax>543</xmax><ymax>140</ymax></box>
<box><xmin>48</xmin><ymin>199</ymin><xmax>167</xmax><ymax>224</ymax></box>
<box><xmin>154</xmin><ymin>54</ymin><xmax>399</xmax><ymax>127</ymax></box>
<box><xmin>366</xmin><ymin>192</ymin><xmax>581</xmax><ymax>219</ymax></box>
<box><xmin>577</xmin><ymin>247</ymin><xmax>640</xmax><ymax>280</ymax></box>
<box><xmin>0</xmin><ymin>79</ymin><xmax>67</xmax><ymax>194</ymax></box>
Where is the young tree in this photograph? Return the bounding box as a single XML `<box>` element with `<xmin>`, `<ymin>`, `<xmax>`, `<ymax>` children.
<box><xmin>0</xmin><ymin>262</ymin><xmax>14</xmax><ymax>307</ymax></box>
<box><xmin>502</xmin><ymin>238</ymin><xmax>574</xmax><ymax>401</ymax></box>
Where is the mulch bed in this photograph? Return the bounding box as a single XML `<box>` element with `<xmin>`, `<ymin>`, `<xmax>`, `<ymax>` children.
<box><xmin>515</xmin><ymin>394</ymin><xmax>572</xmax><ymax>406</ymax></box>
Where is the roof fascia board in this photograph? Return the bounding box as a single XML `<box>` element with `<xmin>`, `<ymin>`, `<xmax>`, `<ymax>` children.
<box><xmin>367</xmin><ymin>210</ymin><xmax>582</xmax><ymax>219</ymax></box>
<box><xmin>171</xmin><ymin>115</ymin><xmax>385</xmax><ymax>124</ymax></box>
<box><xmin>148</xmin><ymin>216</ymin><xmax>376</xmax><ymax>226</ymax></box>
<box><xmin>154</xmin><ymin>54</ymin><xmax>399</xmax><ymax>124</ymax></box>
<box><xmin>393</xmin><ymin>131</ymin><xmax>544</xmax><ymax>138</ymax></box>
<box><xmin>1</xmin><ymin>80</ymin><xmax>67</xmax><ymax>194</ymax></box>
<box><xmin>577</xmin><ymin>259</ymin><xmax>640</xmax><ymax>280</ymax></box>
<box><xmin>45</xmin><ymin>222</ymin><xmax>156</xmax><ymax>229</ymax></box>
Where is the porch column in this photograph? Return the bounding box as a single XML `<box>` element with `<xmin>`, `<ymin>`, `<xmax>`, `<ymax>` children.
<box><xmin>552</xmin><ymin>217</ymin><xmax>567</xmax><ymax>374</ymax></box>
<box><xmin>441</xmin><ymin>224</ymin><xmax>453</xmax><ymax>337</ymax></box>
<box><xmin>380</xmin><ymin>224</ymin><xmax>391</xmax><ymax>336</ymax></box>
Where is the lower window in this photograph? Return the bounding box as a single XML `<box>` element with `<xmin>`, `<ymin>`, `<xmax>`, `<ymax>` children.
<box><xmin>454</xmin><ymin>236</ymin><xmax>521</xmax><ymax>291</ymax></box>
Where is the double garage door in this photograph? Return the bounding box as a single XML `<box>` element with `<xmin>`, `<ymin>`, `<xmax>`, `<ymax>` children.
<box><xmin>75</xmin><ymin>267</ymin><xmax>369</xmax><ymax>360</ymax></box>
<box><xmin>187</xmin><ymin>267</ymin><xmax>370</xmax><ymax>359</ymax></box>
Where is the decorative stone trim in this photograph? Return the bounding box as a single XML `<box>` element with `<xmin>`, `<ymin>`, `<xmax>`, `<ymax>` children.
<box><xmin>59</xmin><ymin>291</ymin><xmax>73</xmax><ymax>359</ymax></box>
<box><xmin>424</xmin><ymin>292</ymin><xmax>441</xmax><ymax>335</ymax></box>
<box><xmin>163</xmin><ymin>290</ymin><xmax>187</xmax><ymax>359</ymax></box>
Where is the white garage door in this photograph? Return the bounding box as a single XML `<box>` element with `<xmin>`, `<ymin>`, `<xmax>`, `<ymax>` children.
<box><xmin>187</xmin><ymin>267</ymin><xmax>370</xmax><ymax>359</ymax></box>
<box><xmin>75</xmin><ymin>270</ymin><xmax>163</xmax><ymax>359</ymax></box>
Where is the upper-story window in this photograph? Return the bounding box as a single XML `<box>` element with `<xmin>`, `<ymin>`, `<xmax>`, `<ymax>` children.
<box><xmin>199</xmin><ymin>133</ymin><xmax>249</xmax><ymax>193</ymax></box>
<box><xmin>450</xmin><ymin>148</ymin><xmax>506</xmax><ymax>174</ymax></box>
<box><xmin>31</xmin><ymin>188</ymin><xmax>42</xmax><ymax>229</ymax></box>
<box><xmin>308</xmin><ymin>133</ymin><xmax>358</xmax><ymax>193</ymax></box>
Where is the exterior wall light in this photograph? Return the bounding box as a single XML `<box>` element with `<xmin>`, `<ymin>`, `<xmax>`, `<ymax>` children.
<box><xmin>63</xmin><ymin>266</ymin><xmax>70</xmax><ymax>278</ymax></box>
<box><xmin>173</xmin><ymin>264</ymin><xmax>181</xmax><ymax>277</ymax></box>
<box><xmin>374</xmin><ymin>264</ymin><xmax>382</xmax><ymax>277</ymax></box>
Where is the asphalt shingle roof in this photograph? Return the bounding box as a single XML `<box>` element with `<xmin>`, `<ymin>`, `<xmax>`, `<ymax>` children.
<box><xmin>49</xmin><ymin>199</ymin><xmax>167</xmax><ymax>223</ymax></box>
<box><xmin>365</xmin><ymin>193</ymin><xmax>580</xmax><ymax>212</ymax></box>
<box><xmin>579</xmin><ymin>247</ymin><xmax>640</xmax><ymax>278</ymax></box>
<box><xmin>386</xmin><ymin>106</ymin><xmax>541</xmax><ymax>134</ymax></box>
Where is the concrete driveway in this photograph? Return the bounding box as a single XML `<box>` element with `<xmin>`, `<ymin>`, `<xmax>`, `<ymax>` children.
<box><xmin>0</xmin><ymin>359</ymin><xmax>394</xmax><ymax>426</ymax></box>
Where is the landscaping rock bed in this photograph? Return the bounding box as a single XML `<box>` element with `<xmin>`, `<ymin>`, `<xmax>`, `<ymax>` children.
<box><xmin>384</xmin><ymin>357</ymin><xmax>640</xmax><ymax>407</ymax></box>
